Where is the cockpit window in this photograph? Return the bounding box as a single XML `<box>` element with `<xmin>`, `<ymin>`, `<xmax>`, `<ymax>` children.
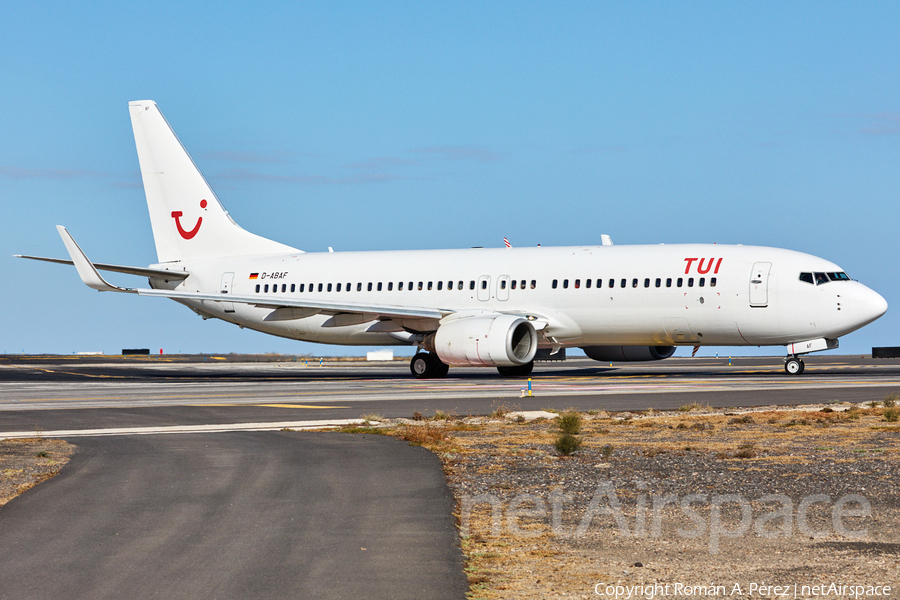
<box><xmin>827</xmin><ymin>272</ymin><xmax>850</xmax><ymax>281</ymax></box>
<box><xmin>814</xmin><ymin>272</ymin><xmax>828</xmax><ymax>285</ymax></box>
<box><xmin>799</xmin><ymin>272</ymin><xmax>814</xmax><ymax>285</ymax></box>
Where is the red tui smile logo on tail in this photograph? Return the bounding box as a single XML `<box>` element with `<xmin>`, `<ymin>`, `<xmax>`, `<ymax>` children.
<box><xmin>171</xmin><ymin>199</ymin><xmax>207</xmax><ymax>239</ymax></box>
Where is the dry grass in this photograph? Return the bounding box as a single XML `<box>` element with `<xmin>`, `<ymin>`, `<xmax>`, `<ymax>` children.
<box><xmin>0</xmin><ymin>438</ymin><xmax>75</xmax><ymax>507</ymax></box>
<box><xmin>431</xmin><ymin>404</ymin><xmax>900</xmax><ymax>599</ymax></box>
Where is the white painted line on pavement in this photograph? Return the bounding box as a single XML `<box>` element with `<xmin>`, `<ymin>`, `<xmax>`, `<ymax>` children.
<box><xmin>0</xmin><ymin>419</ymin><xmax>366</xmax><ymax>440</ymax></box>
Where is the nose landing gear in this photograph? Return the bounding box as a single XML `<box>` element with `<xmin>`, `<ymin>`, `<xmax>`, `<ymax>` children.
<box><xmin>784</xmin><ymin>356</ymin><xmax>805</xmax><ymax>375</ymax></box>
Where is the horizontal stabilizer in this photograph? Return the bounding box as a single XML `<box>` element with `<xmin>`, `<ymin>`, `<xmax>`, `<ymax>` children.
<box><xmin>14</xmin><ymin>255</ymin><xmax>189</xmax><ymax>280</ymax></box>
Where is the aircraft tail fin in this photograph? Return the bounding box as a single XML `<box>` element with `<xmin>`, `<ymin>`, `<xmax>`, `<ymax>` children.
<box><xmin>129</xmin><ymin>101</ymin><xmax>299</xmax><ymax>263</ymax></box>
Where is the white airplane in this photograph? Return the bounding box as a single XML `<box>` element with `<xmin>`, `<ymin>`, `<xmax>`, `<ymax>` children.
<box><xmin>17</xmin><ymin>101</ymin><xmax>888</xmax><ymax>378</ymax></box>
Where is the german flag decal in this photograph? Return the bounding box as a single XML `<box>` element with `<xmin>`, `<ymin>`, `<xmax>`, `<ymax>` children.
<box><xmin>249</xmin><ymin>273</ymin><xmax>259</xmax><ymax>280</ymax></box>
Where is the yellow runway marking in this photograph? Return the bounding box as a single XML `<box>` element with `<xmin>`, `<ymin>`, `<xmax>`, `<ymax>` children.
<box><xmin>256</xmin><ymin>404</ymin><xmax>347</xmax><ymax>409</ymax></box>
<box><xmin>22</xmin><ymin>392</ymin><xmax>342</xmax><ymax>403</ymax></box>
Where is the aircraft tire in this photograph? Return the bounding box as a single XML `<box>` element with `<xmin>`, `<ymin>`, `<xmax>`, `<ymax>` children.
<box><xmin>784</xmin><ymin>357</ymin><xmax>804</xmax><ymax>375</ymax></box>
<box><xmin>410</xmin><ymin>352</ymin><xmax>449</xmax><ymax>379</ymax></box>
<box><xmin>497</xmin><ymin>361</ymin><xmax>534</xmax><ymax>378</ymax></box>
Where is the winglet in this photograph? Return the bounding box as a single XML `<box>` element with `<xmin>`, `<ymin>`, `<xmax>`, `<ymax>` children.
<box><xmin>56</xmin><ymin>226</ymin><xmax>132</xmax><ymax>293</ymax></box>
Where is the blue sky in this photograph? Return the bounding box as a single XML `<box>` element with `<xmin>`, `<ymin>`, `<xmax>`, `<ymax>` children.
<box><xmin>2</xmin><ymin>2</ymin><xmax>898</xmax><ymax>356</ymax></box>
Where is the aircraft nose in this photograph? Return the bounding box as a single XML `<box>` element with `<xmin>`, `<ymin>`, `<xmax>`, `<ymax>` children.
<box><xmin>855</xmin><ymin>285</ymin><xmax>888</xmax><ymax>326</ymax></box>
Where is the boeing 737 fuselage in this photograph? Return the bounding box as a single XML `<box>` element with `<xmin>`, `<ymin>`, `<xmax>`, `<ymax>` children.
<box><xmin>18</xmin><ymin>101</ymin><xmax>888</xmax><ymax>378</ymax></box>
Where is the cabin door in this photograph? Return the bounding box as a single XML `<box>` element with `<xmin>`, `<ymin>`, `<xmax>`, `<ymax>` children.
<box><xmin>220</xmin><ymin>272</ymin><xmax>235</xmax><ymax>313</ymax></box>
<box><xmin>749</xmin><ymin>262</ymin><xmax>771</xmax><ymax>308</ymax></box>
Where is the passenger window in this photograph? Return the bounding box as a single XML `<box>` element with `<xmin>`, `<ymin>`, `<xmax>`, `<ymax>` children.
<box><xmin>597</xmin><ymin>279</ymin><xmax>602</xmax><ymax>288</ymax></box>
<box><xmin>399</xmin><ymin>282</ymin><xmax>404</xmax><ymax>291</ymax></box>
<box><xmin>272</xmin><ymin>284</ymin><xmax>277</xmax><ymax>294</ymax></box>
<box><xmin>655</xmin><ymin>278</ymin><xmax>661</xmax><ymax>288</ymax></box>
<box><xmin>427</xmin><ymin>282</ymin><xmax>432</xmax><ymax>290</ymax></box>
<box><xmin>290</xmin><ymin>284</ymin><xmax>295</xmax><ymax>293</ymax></box>
<box><xmin>530</xmin><ymin>280</ymin><xmax>536</xmax><ymax>289</ymax></box>
<box><xmin>621</xmin><ymin>278</ymin><xmax>627</xmax><ymax>288</ymax></box>
<box><xmin>409</xmin><ymin>281</ymin><xmax>413</xmax><ymax>290</ymax></box>
<box><xmin>336</xmin><ymin>283</ymin><xmax>341</xmax><ymax>292</ymax></box>
<box><xmin>346</xmin><ymin>282</ymin><xmax>351</xmax><ymax>291</ymax></box>
<box><xmin>299</xmin><ymin>284</ymin><xmax>305</xmax><ymax>292</ymax></box>
<box><xmin>469</xmin><ymin>281</ymin><xmax>475</xmax><ymax>290</ymax></box>
<box><xmin>586</xmin><ymin>279</ymin><xmax>591</xmax><ymax>289</ymax></box>
<box><xmin>419</xmin><ymin>282</ymin><xmax>424</xmax><ymax>290</ymax></box>
<box><xmin>553</xmin><ymin>279</ymin><xmax>558</xmax><ymax>289</ymax></box>
<box><xmin>328</xmin><ymin>283</ymin><xmax>333</xmax><ymax>292</ymax></box>
<box><xmin>481</xmin><ymin>280</ymin><xmax>487</xmax><ymax>290</ymax></box>
<box><xmin>799</xmin><ymin>272</ymin><xmax>814</xmax><ymax>285</ymax></box>
<box><xmin>666</xmin><ymin>278</ymin><xmax>672</xmax><ymax>288</ymax></box>
<box><xmin>815</xmin><ymin>272</ymin><xmax>828</xmax><ymax>285</ymax></box>
<box><xmin>688</xmin><ymin>278</ymin><xmax>694</xmax><ymax>287</ymax></box>
<box><xmin>563</xmin><ymin>279</ymin><xmax>569</xmax><ymax>289</ymax></box>
<box><xmin>644</xmin><ymin>278</ymin><xmax>650</xmax><ymax>288</ymax></box>
<box><xmin>677</xmin><ymin>278</ymin><xmax>683</xmax><ymax>288</ymax></box>
<box><xmin>710</xmin><ymin>278</ymin><xmax>717</xmax><ymax>287</ymax></box>
<box><xmin>511</xmin><ymin>280</ymin><xmax>517</xmax><ymax>290</ymax></box>
<box><xmin>632</xmin><ymin>278</ymin><xmax>638</xmax><ymax>288</ymax></box>
<box><xmin>309</xmin><ymin>283</ymin><xmax>313</xmax><ymax>292</ymax></box>
<box><xmin>449</xmin><ymin>281</ymin><xmax>454</xmax><ymax>290</ymax></box>
<box><xmin>574</xmin><ymin>279</ymin><xmax>580</xmax><ymax>289</ymax></box>
<box><xmin>459</xmin><ymin>281</ymin><xmax>464</xmax><ymax>290</ymax></box>
<box><xmin>609</xmin><ymin>279</ymin><xmax>615</xmax><ymax>288</ymax></box>
<box><xmin>357</xmin><ymin>283</ymin><xmax>362</xmax><ymax>291</ymax></box>
<box><xmin>500</xmin><ymin>280</ymin><xmax>506</xmax><ymax>289</ymax></box>
<box><xmin>521</xmin><ymin>280</ymin><xmax>526</xmax><ymax>289</ymax></box>
<box><xmin>264</xmin><ymin>284</ymin><xmax>269</xmax><ymax>293</ymax></box>
<box><xmin>255</xmin><ymin>284</ymin><xmax>260</xmax><ymax>293</ymax></box>
<box><xmin>699</xmin><ymin>278</ymin><xmax>705</xmax><ymax>287</ymax></box>
<box><xmin>388</xmin><ymin>282</ymin><xmax>393</xmax><ymax>291</ymax></box>
<box><xmin>318</xmin><ymin>283</ymin><xmax>323</xmax><ymax>292</ymax></box>
<box><xmin>377</xmin><ymin>282</ymin><xmax>382</xmax><ymax>291</ymax></box>
<box><xmin>367</xmin><ymin>282</ymin><xmax>372</xmax><ymax>291</ymax></box>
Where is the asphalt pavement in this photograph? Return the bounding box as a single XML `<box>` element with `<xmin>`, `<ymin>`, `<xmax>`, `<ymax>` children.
<box><xmin>0</xmin><ymin>432</ymin><xmax>467</xmax><ymax>600</ymax></box>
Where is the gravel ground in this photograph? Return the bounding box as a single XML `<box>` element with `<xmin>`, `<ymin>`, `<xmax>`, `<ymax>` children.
<box><xmin>416</xmin><ymin>404</ymin><xmax>900</xmax><ymax>599</ymax></box>
<box><xmin>0</xmin><ymin>438</ymin><xmax>74</xmax><ymax>506</ymax></box>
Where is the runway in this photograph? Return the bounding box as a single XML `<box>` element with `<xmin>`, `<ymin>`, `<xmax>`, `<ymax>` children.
<box><xmin>1</xmin><ymin>355</ymin><xmax>899</xmax><ymax>434</ymax></box>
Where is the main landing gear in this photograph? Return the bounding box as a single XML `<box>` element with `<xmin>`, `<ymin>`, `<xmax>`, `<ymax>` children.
<box><xmin>784</xmin><ymin>356</ymin><xmax>805</xmax><ymax>375</ymax></box>
<box><xmin>410</xmin><ymin>352</ymin><xmax>450</xmax><ymax>379</ymax></box>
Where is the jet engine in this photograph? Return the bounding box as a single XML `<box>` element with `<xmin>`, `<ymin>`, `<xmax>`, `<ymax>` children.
<box><xmin>432</xmin><ymin>314</ymin><xmax>538</xmax><ymax>367</ymax></box>
<box><xmin>581</xmin><ymin>345</ymin><xmax>677</xmax><ymax>362</ymax></box>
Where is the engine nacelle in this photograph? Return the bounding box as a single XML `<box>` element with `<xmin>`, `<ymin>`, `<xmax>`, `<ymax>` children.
<box><xmin>433</xmin><ymin>314</ymin><xmax>538</xmax><ymax>367</ymax></box>
<box><xmin>581</xmin><ymin>345</ymin><xmax>676</xmax><ymax>362</ymax></box>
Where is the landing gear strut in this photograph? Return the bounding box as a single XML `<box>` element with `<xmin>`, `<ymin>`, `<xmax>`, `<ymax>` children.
<box><xmin>410</xmin><ymin>352</ymin><xmax>449</xmax><ymax>379</ymax></box>
<box><xmin>784</xmin><ymin>356</ymin><xmax>805</xmax><ymax>375</ymax></box>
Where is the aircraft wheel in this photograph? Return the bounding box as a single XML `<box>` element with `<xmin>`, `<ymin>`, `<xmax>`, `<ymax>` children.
<box><xmin>410</xmin><ymin>352</ymin><xmax>449</xmax><ymax>379</ymax></box>
<box><xmin>784</xmin><ymin>357</ymin><xmax>804</xmax><ymax>375</ymax></box>
<box><xmin>410</xmin><ymin>353</ymin><xmax>433</xmax><ymax>378</ymax></box>
<box><xmin>497</xmin><ymin>361</ymin><xmax>534</xmax><ymax>377</ymax></box>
